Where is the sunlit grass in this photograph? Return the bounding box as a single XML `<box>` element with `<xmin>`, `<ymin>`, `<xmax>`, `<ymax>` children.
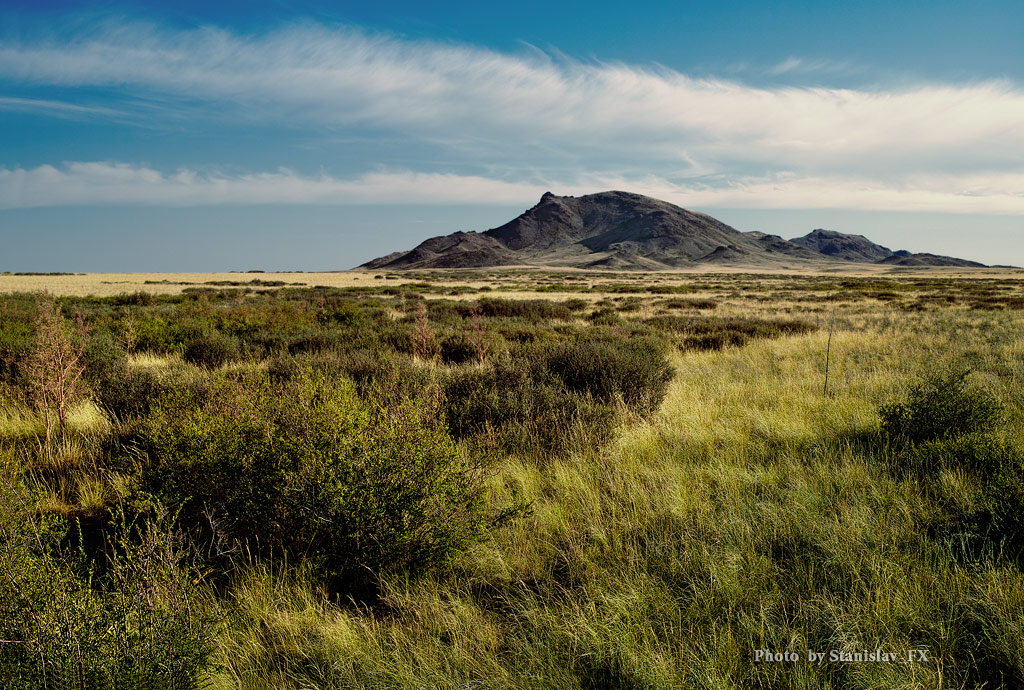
<box><xmin>208</xmin><ymin>302</ymin><xmax>1024</xmax><ymax>688</ymax></box>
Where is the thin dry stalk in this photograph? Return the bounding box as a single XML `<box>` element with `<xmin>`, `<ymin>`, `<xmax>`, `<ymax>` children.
<box><xmin>468</xmin><ymin>305</ymin><xmax>491</xmax><ymax>365</ymax></box>
<box><xmin>25</xmin><ymin>297</ymin><xmax>87</xmax><ymax>456</ymax></box>
<box><xmin>823</xmin><ymin>310</ymin><xmax>835</xmax><ymax>397</ymax></box>
<box><xmin>412</xmin><ymin>301</ymin><xmax>437</xmax><ymax>362</ymax></box>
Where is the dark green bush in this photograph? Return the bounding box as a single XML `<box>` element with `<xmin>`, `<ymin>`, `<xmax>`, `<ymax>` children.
<box><xmin>319</xmin><ymin>301</ymin><xmax>364</xmax><ymax>327</ymax></box>
<box><xmin>908</xmin><ymin>433</ymin><xmax>1014</xmax><ymax>478</ymax></box>
<box><xmin>183</xmin><ymin>332</ymin><xmax>241</xmax><ymax>369</ymax></box>
<box><xmin>985</xmin><ymin>446</ymin><xmax>1024</xmax><ymax>552</ymax></box>
<box><xmin>443</xmin><ymin>359</ymin><xmax>616</xmax><ymax>454</ymax></box>
<box><xmin>542</xmin><ymin>335</ymin><xmax>673</xmax><ymax>414</ymax></box>
<box><xmin>440</xmin><ymin>333</ymin><xmax>478</xmax><ymax>364</ymax></box>
<box><xmin>0</xmin><ymin>484</ymin><xmax>217</xmax><ymax>690</ymax></box>
<box><xmin>880</xmin><ymin>370</ymin><xmax>1002</xmax><ymax>445</ymax></box>
<box><xmin>588</xmin><ymin>307</ymin><xmax>622</xmax><ymax>326</ymax></box>
<box><xmin>110</xmin><ymin>291</ymin><xmax>155</xmax><ymax>306</ymax></box>
<box><xmin>645</xmin><ymin>315</ymin><xmax>816</xmax><ymax>351</ymax></box>
<box><xmin>82</xmin><ymin>331</ymin><xmax>128</xmax><ymax>384</ymax></box>
<box><xmin>96</xmin><ymin>366</ymin><xmax>167</xmax><ymax>421</ymax></box>
<box><xmin>662</xmin><ymin>298</ymin><xmax>718</xmax><ymax>310</ymax></box>
<box><xmin>470</xmin><ymin>297</ymin><xmax>572</xmax><ymax>321</ymax></box>
<box><xmin>139</xmin><ymin>371</ymin><xmax>505</xmax><ymax>597</ymax></box>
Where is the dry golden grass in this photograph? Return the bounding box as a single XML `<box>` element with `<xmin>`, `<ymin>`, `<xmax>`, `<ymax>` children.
<box><xmin>2</xmin><ymin>265</ymin><xmax>1021</xmax><ymax>298</ymax></box>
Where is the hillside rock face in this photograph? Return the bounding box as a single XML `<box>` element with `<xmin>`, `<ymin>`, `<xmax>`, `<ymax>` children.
<box><xmin>789</xmin><ymin>229</ymin><xmax>893</xmax><ymax>262</ymax></box>
<box><xmin>877</xmin><ymin>252</ymin><xmax>986</xmax><ymax>268</ymax></box>
<box><xmin>362</xmin><ymin>191</ymin><xmax>986</xmax><ymax>270</ymax></box>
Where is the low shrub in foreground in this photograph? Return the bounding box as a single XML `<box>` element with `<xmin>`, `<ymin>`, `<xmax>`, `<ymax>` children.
<box><xmin>139</xmin><ymin>371</ymin><xmax>508</xmax><ymax>597</ymax></box>
<box><xmin>0</xmin><ymin>482</ymin><xmax>217</xmax><ymax>690</ymax></box>
<box><xmin>880</xmin><ymin>369</ymin><xmax>1002</xmax><ymax>446</ymax></box>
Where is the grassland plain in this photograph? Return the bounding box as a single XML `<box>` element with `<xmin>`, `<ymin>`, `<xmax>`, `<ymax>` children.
<box><xmin>1</xmin><ymin>269</ymin><xmax>1023</xmax><ymax>689</ymax></box>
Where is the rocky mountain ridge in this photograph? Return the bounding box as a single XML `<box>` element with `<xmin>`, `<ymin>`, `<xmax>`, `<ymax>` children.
<box><xmin>362</xmin><ymin>191</ymin><xmax>985</xmax><ymax>270</ymax></box>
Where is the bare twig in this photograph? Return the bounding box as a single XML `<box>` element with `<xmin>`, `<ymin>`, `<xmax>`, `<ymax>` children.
<box><xmin>823</xmin><ymin>310</ymin><xmax>835</xmax><ymax>398</ymax></box>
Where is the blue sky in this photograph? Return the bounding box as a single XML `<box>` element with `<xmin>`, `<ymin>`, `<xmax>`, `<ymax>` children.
<box><xmin>1</xmin><ymin>0</ymin><xmax>1022</xmax><ymax>270</ymax></box>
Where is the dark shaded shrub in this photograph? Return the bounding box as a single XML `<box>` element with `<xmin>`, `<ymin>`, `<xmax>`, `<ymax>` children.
<box><xmin>96</xmin><ymin>367</ymin><xmax>167</xmax><ymax>421</ymax></box>
<box><xmin>645</xmin><ymin>315</ymin><xmax>816</xmax><ymax>350</ymax></box>
<box><xmin>183</xmin><ymin>332</ymin><xmax>240</xmax><ymax>369</ymax></box>
<box><xmin>986</xmin><ymin>445</ymin><xmax>1024</xmax><ymax>552</ymax></box>
<box><xmin>287</xmin><ymin>330</ymin><xmax>342</xmax><ymax>355</ymax></box>
<box><xmin>267</xmin><ymin>352</ymin><xmax>299</xmax><ymax>383</ymax></box>
<box><xmin>0</xmin><ymin>485</ymin><xmax>218</xmax><ymax>690</ymax></box>
<box><xmin>542</xmin><ymin>335</ymin><xmax>673</xmax><ymax>414</ymax></box>
<box><xmin>319</xmin><ymin>301</ymin><xmax>364</xmax><ymax>327</ymax></box>
<box><xmin>443</xmin><ymin>359</ymin><xmax>616</xmax><ymax>454</ymax></box>
<box><xmin>562</xmin><ymin>298</ymin><xmax>589</xmax><ymax>312</ymax></box>
<box><xmin>662</xmin><ymin>298</ymin><xmax>718</xmax><ymax>310</ymax></box>
<box><xmin>440</xmin><ymin>333</ymin><xmax>478</xmax><ymax>364</ymax></box>
<box><xmin>82</xmin><ymin>331</ymin><xmax>127</xmax><ymax>384</ymax></box>
<box><xmin>880</xmin><ymin>370</ymin><xmax>1002</xmax><ymax>445</ymax></box>
<box><xmin>471</xmin><ymin>297</ymin><xmax>572</xmax><ymax>321</ymax></box>
<box><xmin>588</xmin><ymin>307</ymin><xmax>621</xmax><ymax>326</ymax></box>
<box><xmin>685</xmin><ymin>331</ymin><xmax>746</xmax><ymax>351</ymax></box>
<box><xmin>110</xmin><ymin>291</ymin><xmax>155</xmax><ymax>306</ymax></box>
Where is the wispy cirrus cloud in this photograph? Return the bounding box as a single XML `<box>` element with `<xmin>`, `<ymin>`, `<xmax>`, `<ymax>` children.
<box><xmin>1</xmin><ymin>21</ymin><xmax>1023</xmax><ymax>214</ymax></box>
<box><xmin>3</xmin><ymin>161</ymin><xmax>1022</xmax><ymax>215</ymax></box>
<box><xmin>0</xmin><ymin>96</ymin><xmax>122</xmax><ymax>116</ymax></box>
<box><xmin>0</xmin><ymin>162</ymin><xmax>549</xmax><ymax>208</ymax></box>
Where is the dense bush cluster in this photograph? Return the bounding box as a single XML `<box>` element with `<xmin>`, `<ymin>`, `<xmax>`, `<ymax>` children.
<box><xmin>644</xmin><ymin>314</ymin><xmax>815</xmax><ymax>351</ymax></box>
<box><xmin>139</xmin><ymin>371</ymin><xmax>506</xmax><ymax>596</ymax></box>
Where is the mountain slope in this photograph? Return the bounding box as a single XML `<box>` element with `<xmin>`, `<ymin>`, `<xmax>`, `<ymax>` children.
<box><xmin>362</xmin><ymin>191</ymin><xmax>986</xmax><ymax>270</ymax></box>
<box><xmin>364</xmin><ymin>191</ymin><xmax>816</xmax><ymax>270</ymax></box>
<box><xmin>789</xmin><ymin>229</ymin><xmax>893</xmax><ymax>262</ymax></box>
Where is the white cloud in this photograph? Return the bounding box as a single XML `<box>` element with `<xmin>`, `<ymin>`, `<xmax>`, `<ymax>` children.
<box><xmin>1</xmin><ymin>23</ymin><xmax>1023</xmax><ymax>175</ymax></box>
<box><xmin>0</xmin><ymin>163</ymin><xmax>549</xmax><ymax>208</ymax></box>
<box><xmin>0</xmin><ymin>96</ymin><xmax>121</xmax><ymax>116</ymax></box>
<box><xmin>2</xmin><ymin>162</ymin><xmax>1023</xmax><ymax>214</ymax></box>
<box><xmin>0</xmin><ymin>22</ymin><xmax>1023</xmax><ymax>215</ymax></box>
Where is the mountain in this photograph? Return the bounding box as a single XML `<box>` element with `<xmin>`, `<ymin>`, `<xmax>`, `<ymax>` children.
<box><xmin>877</xmin><ymin>252</ymin><xmax>986</xmax><ymax>268</ymax></box>
<box><xmin>789</xmin><ymin>228</ymin><xmax>893</xmax><ymax>262</ymax></box>
<box><xmin>362</xmin><ymin>191</ymin><xmax>985</xmax><ymax>270</ymax></box>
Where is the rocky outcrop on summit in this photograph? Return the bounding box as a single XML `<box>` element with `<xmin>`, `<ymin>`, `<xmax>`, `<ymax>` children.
<box><xmin>362</xmin><ymin>191</ymin><xmax>987</xmax><ymax>270</ymax></box>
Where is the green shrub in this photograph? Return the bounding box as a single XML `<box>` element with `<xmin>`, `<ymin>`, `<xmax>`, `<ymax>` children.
<box><xmin>139</xmin><ymin>371</ymin><xmax>506</xmax><ymax>597</ymax></box>
<box><xmin>470</xmin><ymin>297</ymin><xmax>572</xmax><ymax>321</ymax></box>
<box><xmin>82</xmin><ymin>331</ymin><xmax>128</xmax><ymax>384</ymax></box>
<box><xmin>0</xmin><ymin>481</ymin><xmax>217</xmax><ymax>690</ymax></box>
<box><xmin>443</xmin><ymin>359</ymin><xmax>616</xmax><ymax>454</ymax></box>
<box><xmin>96</xmin><ymin>366</ymin><xmax>167</xmax><ymax>421</ymax></box>
<box><xmin>588</xmin><ymin>307</ymin><xmax>622</xmax><ymax>326</ymax></box>
<box><xmin>318</xmin><ymin>301</ymin><xmax>364</xmax><ymax>327</ymax></box>
<box><xmin>645</xmin><ymin>315</ymin><xmax>815</xmax><ymax>350</ymax></box>
<box><xmin>183</xmin><ymin>332</ymin><xmax>240</xmax><ymax>369</ymax></box>
<box><xmin>440</xmin><ymin>333</ymin><xmax>478</xmax><ymax>364</ymax></box>
<box><xmin>908</xmin><ymin>433</ymin><xmax>1014</xmax><ymax>478</ymax></box>
<box><xmin>880</xmin><ymin>370</ymin><xmax>1002</xmax><ymax>445</ymax></box>
<box><xmin>986</xmin><ymin>446</ymin><xmax>1024</xmax><ymax>552</ymax></box>
<box><xmin>542</xmin><ymin>335</ymin><xmax>673</xmax><ymax>414</ymax></box>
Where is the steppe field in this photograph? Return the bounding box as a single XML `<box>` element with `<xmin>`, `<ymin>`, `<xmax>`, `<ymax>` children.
<box><xmin>2</xmin><ymin>267</ymin><xmax>1024</xmax><ymax>689</ymax></box>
